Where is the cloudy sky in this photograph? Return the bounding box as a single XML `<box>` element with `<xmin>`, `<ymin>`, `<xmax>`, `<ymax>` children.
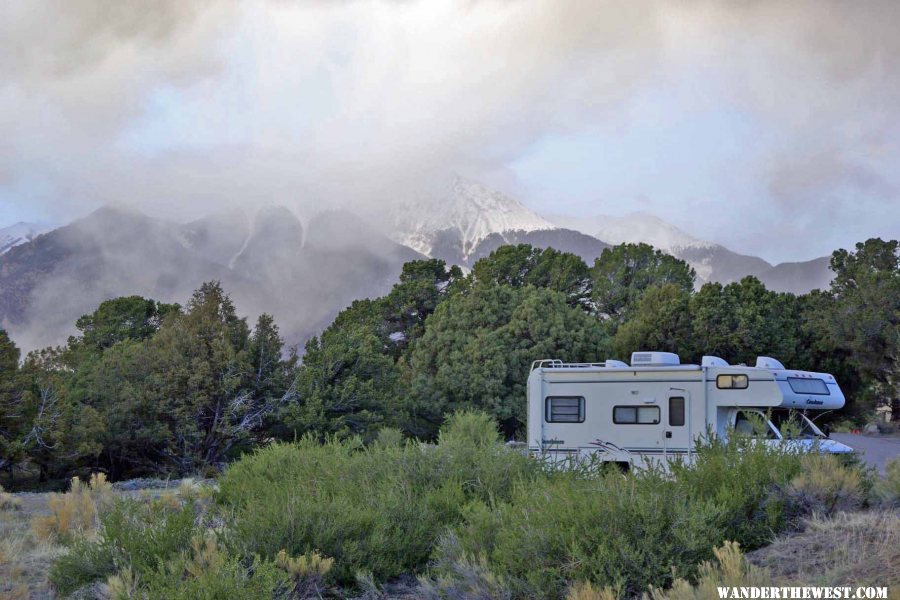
<box><xmin>1</xmin><ymin>0</ymin><xmax>898</xmax><ymax>263</ymax></box>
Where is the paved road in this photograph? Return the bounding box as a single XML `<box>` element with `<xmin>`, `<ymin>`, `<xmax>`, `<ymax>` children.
<box><xmin>830</xmin><ymin>432</ymin><xmax>900</xmax><ymax>473</ymax></box>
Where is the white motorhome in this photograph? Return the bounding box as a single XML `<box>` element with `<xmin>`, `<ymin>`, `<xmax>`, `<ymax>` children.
<box><xmin>527</xmin><ymin>351</ymin><xmax>852</xmax><ymax>468</ymax></box>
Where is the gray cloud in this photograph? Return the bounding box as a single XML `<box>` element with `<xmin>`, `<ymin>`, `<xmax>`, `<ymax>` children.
<box><xmin>0</xmin><ymin>0</ymin><xmax>898</xmax><ymax>257</ymax></box>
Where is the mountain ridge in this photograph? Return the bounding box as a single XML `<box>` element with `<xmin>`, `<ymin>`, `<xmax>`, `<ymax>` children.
<box><xmin>1</xmin><ymin>179</ymin><xmax>841</xmax><ymax>349</ymax></box>
<box><xmin>0</xmin><ymin>205</ymin><xmax>420</xmax><ymax>351</ymax></box>
<box><xmin>387</xmin><ymin>174</ymin><xmax>553</xmax><ymax>259</ymax></box>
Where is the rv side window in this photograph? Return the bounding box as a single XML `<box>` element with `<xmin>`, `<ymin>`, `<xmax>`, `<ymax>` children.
<box><xmin>717</xmin><ymin>374</ymin><xmax>749</xmax><ymax>389</ymax></box>
<box><xmin>613</xmin><ymin>405</ymin><xmax>660</xmax><ymax>425</ymax></box>
<box><xmin>669</xmin><ymin>397</ymin><xmax>685</xmax><ymax>426</ymax></box>
<box><xmin>787</xmin><ymin>377</ymin><xmax>829</xmax><ymax>395</ymax></box>
<box><xmin>546</xmin><ymin>397</ymin><xmax>585</xmax><ymax>423</ymax></box>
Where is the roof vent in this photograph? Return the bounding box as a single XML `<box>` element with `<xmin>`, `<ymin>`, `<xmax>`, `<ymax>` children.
<box><xmin>702</xmin><ymin>356</ymin><xmax>729</xmax><ymax>367</ymax></box>
<box><xmin>755</xmin><ymin>356</ymin><xmax>785</xmax><ymax>370</ymax></box>
<box><xmin>630</xmin><ymin>351</ymin><xmax>680</xmax><ymax>367</ymax></box>
<box><xmin>605</xmin><ymin>359</ymin><xmax>629</xmax><ymax>368</ymax></box>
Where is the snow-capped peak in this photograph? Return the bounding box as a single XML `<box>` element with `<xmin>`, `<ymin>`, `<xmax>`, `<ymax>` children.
<box><xmin>550</xmin><ymin>211</ymin><xmax>712</xmax><ymax>254</ymax></box>
<box><xmin>0</xmin><ymin>222</ymin><xmax>52</xmax><ymax>255</ymax></box>
<box><xmin>390</xmin><ymin>174</ymin><xmax>553</xmax><ymax>258</ymax></box>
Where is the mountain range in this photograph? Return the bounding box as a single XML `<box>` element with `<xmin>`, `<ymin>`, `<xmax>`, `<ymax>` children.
<box><xmin>0</xmin><ymin>206</ymin><xmax>419</xmax><ymax>351</ymax></box>
<box><xmin>549</xmin><ymin>211</ymin><xmax>833</xmax><ymax>291</ymax></box>
<box><xmin>0</xmin><ymin>176</ymin><xmax>836</xmax><ymax>350</ymax></box>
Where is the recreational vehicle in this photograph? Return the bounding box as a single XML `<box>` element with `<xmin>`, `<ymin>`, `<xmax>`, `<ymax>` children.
<box><xmin>526</xmin><ymin>351</ymin><xmax>852</xmax><ymax>468</ymax></box>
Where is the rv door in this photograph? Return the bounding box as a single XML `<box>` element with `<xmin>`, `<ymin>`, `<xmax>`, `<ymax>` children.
<box><xmin>663</xmin><ymin>392</ymin><xmax>691</xmax><ymax>459</ymax></box>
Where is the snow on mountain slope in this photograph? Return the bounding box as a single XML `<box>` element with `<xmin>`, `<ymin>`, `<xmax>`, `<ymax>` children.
<box><xmin>389</xmin><ymin>174</ymin><xmax>553</xmax><ymax>259</ymax></box>
<box><xmin>550</xmin><ymin>211</ymin><xmax>712</xmax><ymax>254</ymax></box>
<box><xmin>1</xmin><ymin>222</ymin><xmax>52</xmax><ymax>255</ymax></box>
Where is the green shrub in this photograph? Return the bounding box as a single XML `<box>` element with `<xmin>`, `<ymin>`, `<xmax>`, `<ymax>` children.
<box><xmin>437</xmin><ymin>468</ymin><xmax>726</xmax><ymax>598</ymax></box>
<box><xmin>435</xmin><ymin>436</ymin><xmax>804</xmax><ymax>599</ymax></box>
<box><xmin>49</xmin><ymin>497</ymin><xmax>200</xmax><ymax>594</ymax></box>
<box><xmin>437</xmin><ymin>411</ymin><xmax>501</xmax><ymax>448</ymax></box>
<box><xmin>216</xmin><ymin>412</ymin><xmax>540</xmax><ymax>585</ymax></box>
<box><xmin>373</xmin><ymin>426</ymin><xmax>405</xmax><ymax>448</ymax></box>
<box><xmin>670</xmin><ymin>436</ymin><xmax>802</xmax><ymax>547</ymax></box>
<box><xmin>136</xmin><ymin>536</ymin><xmax>289</xmax><ymax>600</ymax></box>
<box><xmin>49</xmin><ymin>536</ymin><xmax>117</xmax><ymax>596</ymax></box>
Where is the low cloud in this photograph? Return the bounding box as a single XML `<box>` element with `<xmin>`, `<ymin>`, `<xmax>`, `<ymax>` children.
<box><xmin>1</xmin><ymin>0</ymin><xmax>898</xmax><ymax>258</ymax></box>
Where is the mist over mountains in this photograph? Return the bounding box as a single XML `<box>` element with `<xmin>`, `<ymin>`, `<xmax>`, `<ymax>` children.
<box><xmin>0</xmin><ymin>205</ymin><xmax>420</xmax><ymax>351</ymax></box>
<box><xmin>0</xmin><ymin>177</ymin><xmax>835</xmax><ymax>351</ymax></box>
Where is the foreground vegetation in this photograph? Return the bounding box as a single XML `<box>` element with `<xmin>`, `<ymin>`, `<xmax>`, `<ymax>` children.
<box><xmin>0</xmin><ymin>412</ymin><xmax>895</xmax><ymax>598</ymax></box>
<box><xmin>1</xmin><ymin>238</ymin><xmax>898</xmax><ymax>487</ymax></box>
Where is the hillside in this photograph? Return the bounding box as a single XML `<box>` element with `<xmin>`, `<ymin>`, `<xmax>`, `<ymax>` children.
<box><xmin>0</xmin><ymin>206</ymin><xmax>420</xmax><ymax>351</ymax></box>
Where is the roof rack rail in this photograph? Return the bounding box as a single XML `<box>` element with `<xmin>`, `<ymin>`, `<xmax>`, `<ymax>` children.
<box><xmin>531</xmin><ymin>359</ymin><xmax>563</xmax><ymax>372</ymax></box>
<box><xmin>530</xmin><ymin>359</ymin><xmax>609</xmax><ymax>372</ymax></box>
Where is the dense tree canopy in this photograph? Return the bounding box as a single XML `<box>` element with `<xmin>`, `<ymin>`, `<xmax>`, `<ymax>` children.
<box><xmin>613</xmin><ymin>283</ymin><xmax>692</xmax><ymax>359</ymax></box>
<box><xmin>0</xmin><ymin>238</ymin><xmax>897</xmax><ymax>487</ymax></box>
<box><xmin>688</xmin><ymin>276</ymin><xmax>800</xmax><ymax>366</ymax></box>
<box><xmin>409</xmin><ymin>284</ymin><xmax>609</xmax><ymax>437</ymax></box>
<box><xmin>471</xmin><ymin>244</ymin><xmax>592</xmax><ymax>307</ymax></box>
<box><xmin>591</xmin><ymin>243</ymin><xmax>695</xmax><ymax>323</ymax></box>
<box><xmin>71</xmin><ymin>296</ymin><xmax>180</xmax><ymax>353</ymax></box>
<box><xmin>828</xmin><ymin>239</ymin><xmax>899</xmax><ymax>411</ymax></box>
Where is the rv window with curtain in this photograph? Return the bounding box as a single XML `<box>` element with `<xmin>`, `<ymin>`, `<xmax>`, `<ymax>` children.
<box><xmin>613</xmin><ymin>405</ymin><xmax>660</xmax><ymax>424</ymax></box>
<box><xmin>546</xmin><ymin>396</ymin><xmax>585</xmax><ymax>423</ymax></box>
<box><xmin>787</xmin><ymin>377</ymin><xmax>829</xmax><ymax>395</ymax></box>
<box><xmin>716</xmin><ymin>374</ymin><xmax>749</xmax><ymax>389</ymax></box>
<box><xmin>669</xmin><ymin>397</ymin><xmax>685</xmax><ymax>426</ymax></box>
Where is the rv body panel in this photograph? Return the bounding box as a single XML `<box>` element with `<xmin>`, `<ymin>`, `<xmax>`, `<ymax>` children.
<box><xmin>527</xmin><ymin>355</ymin><xmax>846</xmax><ymax>467</ymax></box>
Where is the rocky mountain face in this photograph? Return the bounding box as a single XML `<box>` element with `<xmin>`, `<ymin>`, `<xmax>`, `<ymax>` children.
<box><xmin>0</xmin><ymin>206</ymin><xmax>420</xmax><ymax>351</ymax></box>
<box><xmin>387</xmin><ymin>174</ymin><xmax>553</xmax><ymax>261</ymax></box>
<box><xmin>1</xmin><ymin>178</ymin><xmax>840</xmax><ymax>350</ymax></box>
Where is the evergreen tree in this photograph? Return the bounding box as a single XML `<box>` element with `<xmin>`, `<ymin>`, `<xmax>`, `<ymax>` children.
<box><xmin>591</xmin><ymin>243</ymin><xmax>695</xmax><ymax>323</ymax></box>
<box><xmin>613</xmin><ymin>283</ymin><xmax>692</xmax><ymax>359</ymax></box>
<box><xmin>281</xmin><ymin>260</ymin><xmax>460</xmax><ymax>440</ymax></box>
<box><xmin>688</xmin><ymin>276</ymin><xmax>799</xmax><ymax>365</ymax></box>
<box><xmin>408</xmin><ymin>284</ymin><xmax>610</xmax><ymax>438</ymax></box>
<box><xmin>0</xmin><ymin>330</ymin><xmax>22</xmax><ymax>477</ymax></box>
<box><xmin>471</xmin><ymin>244</ymin><xmax>592</xmax><ymax>306</ymax></box>
<box><xmin>71</xmin><ymin>296</ymin><xmax>180</xmax><ymax>353</ymax></box>
<box><xmin>828</xmin><ymin>238</ymin><xmax>900</xmax><ymax>416</ymax></box>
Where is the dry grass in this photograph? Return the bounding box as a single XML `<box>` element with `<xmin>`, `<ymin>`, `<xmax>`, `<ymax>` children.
<box><xmin>646</xmin><ymin>541</ymin><xmax>770</xmax><ymax>600</ymax></box>
<box><xmin>786</xmin><ymin>454</ymin><xmax>864</xmax><ymax>517</ymax></box>
<box><xmin>0</xmin><ymin>486</ymin><xmax>23</xmax><ymax>512</ymax></box>
<box><xmin>0</xmin><ymin>492</ymin><xmax>66</xmax><ymax>600</ymax></box>
<box><xmin>275</xmin><ymin>548</ymin><xmax>335</xmax><ymax>598</ymax></box>
<box><xmin>275</xmin><ymin>548</ymin><xmax>335</xmax><ymax>579</ymax></box>
<box><xmin>873</xmin><ymin>457</ymin><xmax>900</xmax><ymax>507</ymax></box>
<box><xmin>31</xmin><ymin>473</ymin><xmax>114</xmax><ymax>543</ymax></box>
<box><xmin>0</xmin><ymin>476</ymin><xmax>210</xmax><ymax>600</ymax></box>
<box><xmin>747</xmin><ymin>510</ymin><xmax>900</xmax><ymax>588</ymax></box>
<box><xmin>567</xmin><ymin>581</ymin><xmax>619</xmax><ymax>600</ymax></box>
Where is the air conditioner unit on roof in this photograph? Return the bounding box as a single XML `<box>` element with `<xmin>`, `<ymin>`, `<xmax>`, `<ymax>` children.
<box><xmin>630</xmin><ymin>351</ymin><xmax>680</xmax><ymax>367</ymax></box>
<box><xmin>755</xmin><ymin>356</ymin><xmax>785</xmax><ymax>370</ymax></box>
<box><xmin>702</xmin><ymin>356</ymin><xmax>729</xmax><ymax>367</ymax></box>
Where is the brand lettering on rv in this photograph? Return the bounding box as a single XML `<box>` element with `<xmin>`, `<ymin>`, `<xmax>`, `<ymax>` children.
<box><xmin>805</xmin><ymin>399</ymin><xmax>824</xmax><ymax>406</ymax></box>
